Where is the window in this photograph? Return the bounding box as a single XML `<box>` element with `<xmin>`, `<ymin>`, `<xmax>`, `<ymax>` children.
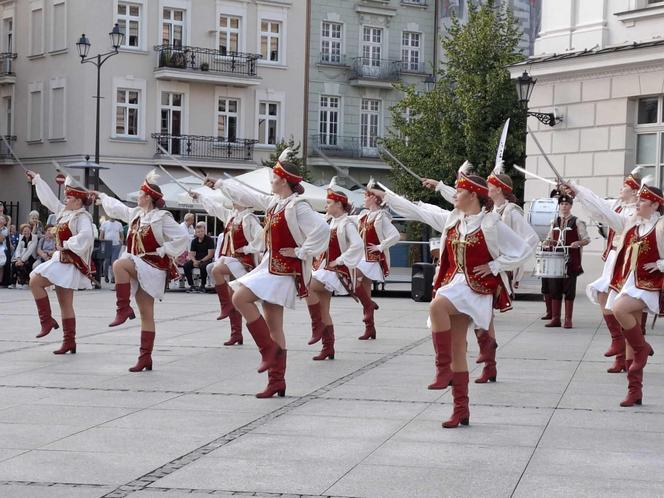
<box><xmin>321</xmin><ymin>21</ymin><xmax>342</xmax><ymax>64</ymax></box>
<box><xmin>635</xmin><ymin>96</ymin><xmax>664</xmax><ymax>187</ymax></box>
<box><xmin>218</xmin><ymin>15</ymin><xmax>240</xmax><ymax>55</ymax></box>
<box><xmin>115</xmin><ymin>89</ymin><xmax>140</xmax><ymax>137</ymax></box>
<box><xmin>258</xmin><ymin>101</ymin><xmax>279</xmax><ymax>144</ymax></box>
<box><xmin>50</xmin><ymin>1</ymin><xmax>66</xmax><ymax>51</ymax></box>
<box><xmin>30</xmin><ymin>5</ymin><xmax>44</xmax><ymax>56</ymax></box>
<box><xmin>3</xmin><ymin>17</ymin><xmax>13</xmax><ymax>52</ymax></box>
<box><xmin>360</xmin><ymin>99</ymin><xmax>380</xmax><ymax>155</ymax></box>
<box><xmin>260</xmin><ymin>20</ymin><xmax>281</xmax><ymax>62</ymax></box>
<box><xmin>28</xmin><ymin>83</ymin><xmax>43</xmax><ymax>142</ymax></box>
<box><xmin>362</xmin><ymin>26</ymin><xmax>382</xmax><ymax>66</ymax></box>
<box><xmin>162</xmin><ymin>8</ymin><xmax>185</xmax><ymax>48</ymax></box>
<box><xmin>401</xmin><ymin>31</ymin><xmax>421</xmax><ymax>72</ymax></box>
<box><xmin>217</xmin><ymin>98</ymin><xmax>239</xmax><ymax>141</ymax></box>
<box><xmin>319</xmin><ymin>95</ymin><xmax>339</xmax><ymax>146</ymax></box>
<box><xmin>117</xmin><ymin>2</ymin><xmax>141</xmax><ymax>48</ymax></box>
<box><xmin>49</xmin><ymin>79</ymin><xmax>66</xmax><ymax>140</ymax></box>
<box><xmin>160</xmin><ymin>91</ymin><xmax>183</xmax><ymax>153</ymax></box>
<box><xmin>3</xmin><ymin>95</ymin><xmax>12</xmax><ymax>136</ymax></box>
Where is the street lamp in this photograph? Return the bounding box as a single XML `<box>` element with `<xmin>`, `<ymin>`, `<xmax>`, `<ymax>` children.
<box><xmin>516</xmin><ymin>70</ymin><xmax>562</xmax><ymax>127</ymax></box>
<box><xmin>75</xmin><ymin>23</ymin><xmax>125</xmax><ymax>223</ymax></box>
<box><xmin>424</xmin><ymin>73</ymin><xmax>436</xmax><ymax>92</ymax></box>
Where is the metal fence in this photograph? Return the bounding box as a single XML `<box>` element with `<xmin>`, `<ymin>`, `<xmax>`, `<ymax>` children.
<box><xmin>152</xmin><ymin>134</ymin><xmax>258</xmax><ymax>161</ymax></box>
<box><xmin>154</xmin><ymin>45</ymin><xmax>261</xmax><ymax>78</ymax></box>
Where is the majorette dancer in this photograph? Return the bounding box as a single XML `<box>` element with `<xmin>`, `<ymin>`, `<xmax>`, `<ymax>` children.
<box><xmin>564</xmin><ymin>169</ymin><xmax>639</xmax><ymax>373</ymax></box>
<box><xmin>209</xmin><ymin>150</ymin><xmax>329</xmax><ymax>398</ymax></box>
<box><xmin>426</xmin><ymin>161</ymin><xmax>539</xmax><ymax>383</ymax></box>
<box><xmin>352</xmin><ymin>180</ymin><xmax>400</xmax><ymax>340</ymax></box>
<box><xmin>189</xmin><ymin>188</ymin><xmax>264</xmax><ymax>346</ymax></box>
<box><xmin>564</xmin><ymin>178</ymin><xmax>659</xmax><ymax>407</ymax></box>
<box><xmin>95</xmin><ymin>171</ymin><xmax>189</xmax><ymax>372</ymax></box>
<box><xmin>373</xmin><ymin>173</ymin><xmax>531</xmax><ymax>427</ymax></box>
<box><xmin>26</xmin><ymin>171</ymin><xmax>94</xmax><ymax>355</ymax></box>
<box><xmin>306</xmin><ymin>179</ymin><xmax>364</xmax><ymax>360</ymax></box>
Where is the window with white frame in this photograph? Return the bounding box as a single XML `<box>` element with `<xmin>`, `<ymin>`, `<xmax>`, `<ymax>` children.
<box><xmin>160</xmin><ymin>91</ymin><xmax>183</xmax><ymax>153</ymax></box>
<box><xmin>30</xmin><ymin>5</ymin><xmax>44</xmax><ymax>56</ymax></box>
<box><xmin>115</xmin><ymin>88</ymin><xmax>140</xmax><ymax>137</ymax></box>
<box><xmin>51</xmin><ymin>0</ymin><xmax>66</xmax><ymax>51</ymax></box>
<box><xmin>320</xmin><ymin>21</ymin><xmax>342</xmax><ymax>64</ymax></box>
<box><xmin>218</xmin><ymin>15</ymin><xmax>240</xmax><ymax>55</ymax></box>
<box><xmin>3</xmin><ymin>17</ymin><xmax>13</xmax><ymax>52</ymax></box>
<box><xmin>401</xmin><ymin>31</ymin><xmax>421</xmax><ymax>72</ymax></box>
<box><xmin>217</xmin><ymin>98</ymin><xmax>239</xmax><ymax>141</ymax></box>
<box><xmin>635</xmin><ymin>96</ymin><xmax>664</xmax><ymax>187</ymax></box>
<box><xmin>319</xmin><ymin>95</ymin><xmax>339</xmax><ymax>146</ymax></box>
<box><xmin>258</xmin><ymin>101</ymin><xmax>279</xmax><ymax>144</ymax></box>
<box><xmin>260</xmin><ymin>20</ymin><xmax>281</xmax><ymax>63</ymax></box>
<box><xmin>162</xmin><ymin>7</ymin><xmax>185</xmax><ymax>48</ymax></box>
<box><xmin>2</xmin><ymin>95</ymin><xmax>12</xmax><ymax>136</ymax></box>
<box><xmin>117</xmin><ymin>2</ymin><xmax>141</xmax><ymax>48</ymax></box>
<box><xmin>362</xmin><ymin>26</ymin><xmax>382</xmax><ymax>67</ymax></box>
<box><xmin>28</xmin><ymin>83</ymin><xmax>43</xmax><ymax>142</ymax></box>
<box><xmin>49</xmin><ymin>79</ymin><xmax>66</xmax><ymax>140</ymax></box>
<box><xmin>360</xmin><ymin>98</ymin><xmax>380</xmax><ymax>154</ymax></box>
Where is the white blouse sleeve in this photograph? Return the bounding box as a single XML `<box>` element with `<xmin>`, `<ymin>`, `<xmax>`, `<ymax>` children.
<box><xmin>384</xmin><ymin>191</ymin><xmax>449</xmax><ymax>233</ymax></box>
<box><xmin>573</xmin><ymin>183</ymin><xmax>625</xmax><ymax>233</ymax></box>
<box><xmin>32</xmin><ymin>174</ymin><xmax>64</xmax><ymax>216</ymax></box>
<box><xmin>655</xmin><ymin>219</ymin><xmax>664</xmax><ymax>272</ymax></box>
<box><xmin>506</xmin><ymin>206</ymin><xmax>540</xmax><ymax>249</ymax></box>
<box><xmin>377</xmin><ymin>213</ymin><xmax>400</xmax><ymax>252</ymax></box>
<box><xmin>293</xmin><ymin>202</ymin><xmax>330</xmax><ymax>260</ymax></box>
<box><xmin>216</xmin><ymin>179</ymin><xmax>272</xmax><ymax>212</ymax></box>
<box><xmin>436</xmin><ymin>182</ymin><xmax>456</xmax><ymax>205</ymax></box>
<box><xmin>63</xmin><ymin>215</ymin><xmax>94</xmax><ymax>257</ymax></box>
<box><xmin>199</xmin><ymin>189</ymin><xmax>232</xmax><ymax>223</ymax></box>
<box><xmin>99</xmin><ymin>193</ymin><xmax>135</xmax><ymax>224</ymax></box>
<box><xmin>158</xmin><ymin>214</ymin><xmax>190</xmax><ymax>258</ymax></box>
<box><xmin>488</xmin><ymin>221</ymin><xmax>533</xmax><ymax>275</ymax></box>
<box><xmin>242</xmin><ymin>214</ymin><xmax>265</xmax><ymax>254</ymax></box>
<box><xmin>336</xmin><ymin>221</ymin><xmax>364</xmax><ymax>268</ymax></box>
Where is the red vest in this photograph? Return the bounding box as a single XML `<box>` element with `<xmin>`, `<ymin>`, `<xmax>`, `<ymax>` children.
<box><xmin>359</xmin><ymin>213</ymin><xmax>389</xmax><ymax>277</ymax></box>
<box><xmin>602</xmin><ymin>206</ymin><xmax>622</xmax><ymax>262</ymax></box>
<box><xmin>433</xmin><ymin>223</ymin><xmax>511</xmax><ymax>311</ymax></box>
<box><xmin>219</xmin><ymin>217</ymin><xmax>254</xmax><ymax>269</ymax></box>
<box><xmin>55</xmin><ymin>222</ymin><xmax>94</xmax><ymax>278</ymax></box>
<box><xmin>265</xmin><ymin>205</ymin><xmax>306</xmax><ymax>297</ymax></box>
<box><xmin>550</xmin><ymin>216</ymin><xmax>583</xmax><ymax>276</ymax></box>
<box><xmin>126</xmin><ymin>217</ymin><xmax>178</xmax><ymax>280</ymax></box>
<box><xmin>610</xmin><ymin>223</ymin><xmax>664</xmax><ymax>293</ymax></box>
<box><xmin>325</xmin><ymin>228</ymin><xmax>351</xmax><ymax>280</ymax></box>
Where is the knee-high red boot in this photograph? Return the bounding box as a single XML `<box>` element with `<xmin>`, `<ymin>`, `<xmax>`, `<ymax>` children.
<box><xmin>53</xmin><ymin>317</ymin><xmax>76</xmax><ymax>354</ymax></box>
<box><xmin>475</xmin><ymin>330</ymin><xmax>497</xmax><ymax>364</ymax></box>
<box><xmin>215</xmin><ymin>283</ymin><xmax>234</xmax><ymax>320</ymax></box>
<box><xmin>545</xmin><ymin>299</ymin><xmax>562</xmax><ymax>327</ymax></box>
<box><xmin>224</xmin><ymin>309</ymin><xmax>243</xmax><ymax>346</ymax></box>
<box><xmin>355</xmin><ymin>285</ymin><xmax>376</xmax><ymax>340</ymax></box>
<box><xmin>475</xmin><ymin>333</ymin><xmax>497</xmax><ymax>383</ymax></box>
<box><xmin>129</xmin><ymin>330</ymin><xmax>155</xmax><ymax>372</ymax></box>
<box><xmin>442</xmin><ymin>372</ymin><xmax>470</xmax><ymax>428</ymax></box>
<box><xmin>607</xmin><ymin>353</ymin><xmax>626</xmax><ymax>373</ymax></box>
<box><xmin>246</xmin><ymin>316</ymin><xmax>278</xmax><ymax>373</ymax></box>
<box><xmin>621</xmin><ymin>324</ymin><xmax>653</xmax><ymax>373</ymax></box>
<box><xmin>109</xmin><ymin>282</ymin><xmax>135</xmax><ymax>327</ymax></box>
<box><xmin>541</xmin><ymin>295</ymin><xmax>552</xmax><ymax>320</ymax></box>
<box><xmin>428</xmin><ymin>331</ymin><xmax>453</xmax><ymax>389</ymax></box>
<box><xmin>313</xmin><ymin>325</ymin><xmax>335</xmax><ymax>360</ymax></box>
<box><xmin>307</xmin><ymin>302</ymin><xmax>325</xmax><ymax>345</ymax></box>
<box><xmin>620</xmin><ymin>368</ymin><xmax>643</xmax><ymax>407</ymax></box>
<box><xmin>256</xmin><ymin>348</ymin><xmax>286</xmax><ymax>398</ymax></box>
<box><xmin>603</xmin><ymin>314</ymin><xmax>625</xmax><ymax>357</ymax></box>
<box><xmin>563</xmin><ymin>299</ymin><xmax>574</xmax><ymax>329</ymax></box>
<box><xmin>35</xmin><ymin>296</ymin><xmax>59</xmax><ymax>338</ymax></box>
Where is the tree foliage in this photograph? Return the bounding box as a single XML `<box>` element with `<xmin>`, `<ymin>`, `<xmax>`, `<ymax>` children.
<box><xmin>382</xmin><ymin>0</ymin><xmax>526</xmax><ymax>205</ymax></box>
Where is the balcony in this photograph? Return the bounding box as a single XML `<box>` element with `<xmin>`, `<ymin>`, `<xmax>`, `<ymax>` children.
<box><xmin>0</xmin><ymin>53</ymin><xmax>17</xmax><ymax>85</ymax></box>
<box><xmin>309</xmin><ymin>134</ymin><xmax>381</xmax><ymax>160</ymax></box>
<box><xmin>0</xmin><ymin>135</ymin><xmax>16</xmax><ymax>161</ymax></box>
<box><xmin>317</xmin><ymin>52</ymin><xmax>348</xmax><ymax>67</ymax></box>
<box><xmin>153</xmin><ymin>45</ymin><xmax>262</xmax><ymax>86</ymax></box>
<box><xmin>349</xmin><ymin>57</ymin><xmax>401</xmax><ymax>88</ymax></box>
<box><xmin>152</xmin><ymin>134</ymin><xmax>258</xmax><ymax>162</ymax></box>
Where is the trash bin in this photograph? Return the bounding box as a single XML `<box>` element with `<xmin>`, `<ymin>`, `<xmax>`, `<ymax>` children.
<box><xmin>411</xmin><ymin>262</ymin><xmax>435</xmax><ymax>302</ymax></box>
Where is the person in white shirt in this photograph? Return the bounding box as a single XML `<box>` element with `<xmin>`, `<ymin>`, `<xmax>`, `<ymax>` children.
<box><xmin>100</xmin><ymin>217</ymin><xmax>124</xmax><ymax>283</ymax></box>
<box><xmin>180</xmin><ymin>213</ymin><xmax>195</xmax><ymax>240</ymax></box>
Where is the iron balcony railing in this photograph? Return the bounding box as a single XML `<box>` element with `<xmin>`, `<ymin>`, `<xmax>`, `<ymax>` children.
<box><xmin>0</xmin><ymin>135</ymin><xmax>16</xmax><ymax>159</ymax></box>
<box><xmin>154</xmin><ymin>45</ymin><xmax>261</xmax><ymax>78</ymax></box>
<box><xmin>309</xmin><ymin>134</ymin><xmax>381</xmax><ymax>159</ymax></box>
<box><xmin>152</xmin><ymin>134</ymin><xmax>258</xmax><ymax>161</ymax></box>
<box><xmin>0</xmin><ymin>53</ymin><xmax>17</xmax><ymax>76</ymax></box>
<box><xmin>349</xmin><ymin>57</ymin><xmax>401</xmax><ymax>82</ymax></box>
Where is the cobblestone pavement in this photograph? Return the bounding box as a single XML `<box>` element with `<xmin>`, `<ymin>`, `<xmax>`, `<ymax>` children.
<box><xmin>0</xmin><ymin>285</ymin><xmax>662</xmax><ymax>498</ymax></box>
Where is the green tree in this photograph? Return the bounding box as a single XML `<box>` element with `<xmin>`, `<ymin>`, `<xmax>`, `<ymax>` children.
<box><xmin>261</xmin><ymin>137</ymin><xmax>311</xmax><ymax>181</ymax></box>
<box><xmin>383</xmin><ymin>0</ymin><xmax>526</xmax><ymax>205</ymax></box>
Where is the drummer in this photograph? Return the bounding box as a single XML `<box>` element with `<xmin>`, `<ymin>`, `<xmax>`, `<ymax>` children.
<box><xmin>542</xmin><ymin>194</ymin><xmax>590</xmax><ymax>328</ymax></box>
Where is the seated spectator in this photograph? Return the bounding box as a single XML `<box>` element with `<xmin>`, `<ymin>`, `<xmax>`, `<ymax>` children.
<box><xmin>27</xmin><ymin>210</ymin><xmax>44</xmax><ymax>237</ymax></box>
<box><xmin>180</xmin><ymin>213</ymin><xmax>195</xmax><ymax>240</ymax></box>
<box><xmin>183</xmin><ymin>222</ymin><xmax>214</xmax><ymax>293</ymax></box>
<box><xmin>33</xmin><ymin>227</ymin><xmax>56</xmax><ymax>269</ymax></box>
<box><xmin>11</xmin><ymin>224</ymin><xmax>37</xmax><ymax>288</ymax></box>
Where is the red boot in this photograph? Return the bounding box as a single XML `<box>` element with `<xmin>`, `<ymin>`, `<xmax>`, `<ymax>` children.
<box><xmin>607</xmin><ymin>353</ymin><xmax>626</xmax><ymax>374</ymax></box>
<box><xmin>442</xmin><ymin>372</ymin><xmax>470</xmax><ymax>428</ymax></box>
<box><xmin>215</xmin><ymin>283</ymin><xmax>234</xmax><ymax>320</ymax></box>
<box><xmin>355</xmin><ymin>285</ymin><xmax>377</xmax><ymax>340</ymax></box>
<box><xmin>256</xmin><ymin>348</ymin><xmax>286</xmax><ymax>398</ymax></box>
<box><xmin>475</xmin><ymin>334</ymin><xmax>497</xmax><ymax>383</ymax></box>
<box><xmin>541</xmin><ymin>295</ymin><xmax>552</xmax><ymax>320</ymax></box>
<box><xmin>622</xmin><ymin>323</ymin><xmax>653</xmax><ymax>373</ymax></box>
<box><xmin>620</xmin><ymin>368</ymin><xmax>643</xmax><ymax>407</ymax></box>
<box><xmin>129</xmin><ymin>330</ymin><xmax>155</xmax><ymax>372</ymax></box>
<box><xmin>545</xmin><ymin>299</ymin><xmax>562</xmax><ymax>328</ymax></box>
<box><xmin>313</xmin><ymin>325</ymin><xmax>335</xmax><ymax>361</ymax></box>
<box><xmin>224</xmin><ymin>309</ymin><xmax>243</xmax><ymax>346</ymax></box>
<box><xmin>35</xmin><ymin>296</ymin><xmax>59</xmax><ymax>338</ymax></box>
<box><xmin>475</xmin><ymin>331</ymin><xmax>497</xmax><ymax>364</ymax></box>
<box><xmin>307</xmin><ymin>302</ymin><xmax>325</xmax><ymax>345</ymax></box>
<box><xmin>603</xmin><ymin>314</ymin><xmax>625</xmax><ymax>357</ymax></box>
<box><xmin>109</xmin><ymin>282</ymin><xmax>136</xmax><ymax>327</ymax></box>
<box><xmin>53</xmin><ymin>317</ymin><xmax>76</xmax><ymax>354</ymax></box>
<box><xmin>246</xmin><ymin>316</ymin><xmax>278</xmax><ymax>373</ymax></box>
<box><xmin>428</xmin><ymin>331</ymin><xmax>453</xmax><ymax>390</ymax></box>
<box><xmin>563</xmin><ymin>299</ymin><xmax>574</xmax><ymax>329</ymax></box>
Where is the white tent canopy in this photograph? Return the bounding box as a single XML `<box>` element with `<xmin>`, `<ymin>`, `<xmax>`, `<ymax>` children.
<box><xmin>126</xmin><ymin>174</ymin><xmax>215</xmax><ymax>209</ymax></box>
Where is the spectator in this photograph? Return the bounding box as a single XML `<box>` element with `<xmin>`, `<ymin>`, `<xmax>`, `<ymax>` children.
<box><xmin>11</xmin><ymin>224</ymin><xmax>37</xmax><ymax>288</ymax></box>
<box><xmin>100</xmin><ymin>216</ymin><xmax>124</xmax><ymax>283</ymax></box>
<box><xmin>207</xmin><ymin>229</ymin><xmax>224</xmax><ymax>286</ymax></box>
<box><xmin>183</xmin><ymin>221</ymin><xmax>214</xmax><ymax>292</ymax></box>
<box><xmin>33</xmin><ymin>227</ymin><xmax>57</xmax><ymax>269</ymax></box>
<box><xmin>27</xmin><ymin>210</ymin><xmax>44</xmax><ymax>237</ymax></box>
<box><xmin>180</xmin><ymin>212</ymin><xmax>195</xmax><ymax>240</ymax></box>
<box><xmin>8</xmin><ymin>224</ymin><xmax>18</xmax><ymax>255</ymax></box>
<box><xmin>0</xmin><ymin>215</ymin><xmax>8</xmax><ymax>284</ymax></box>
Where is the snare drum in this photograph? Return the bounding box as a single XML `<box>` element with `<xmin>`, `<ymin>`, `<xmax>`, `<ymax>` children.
<box><xmin>534</xmin><ymin>249</ymin><xmax>567</xmax><ymax>278</ymax></box>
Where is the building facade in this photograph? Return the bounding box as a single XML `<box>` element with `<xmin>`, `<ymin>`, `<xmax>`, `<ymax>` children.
<box><xmin>305</xmin><ymin>0</ymin><xmax>436</xmax><ymax>187</ymax></box>
<box><xmin>0</xmin><ymin>0</ymin><xmax>306</xmax><ymax>224</ymax></box>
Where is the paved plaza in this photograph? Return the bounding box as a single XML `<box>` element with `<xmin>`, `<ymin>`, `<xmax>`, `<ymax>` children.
<box><xmin>0</xmin><ymin>281</ymin><xmax>663</xmax><ymax>498</ymax></box>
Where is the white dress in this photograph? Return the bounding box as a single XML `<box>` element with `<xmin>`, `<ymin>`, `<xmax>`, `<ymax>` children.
<box><xmin>354</xmin><ymin>209</ymin><xmax>400</xmax><ymax>283</ymax></box>
<box><xmin>29</xmin><ymin>175</ymin><xmax>94</xmax><ymax>290</ymax></box>
<box><xmin>99</xmin><ymin>194</ymin><xmax>189</xmax><ymax>300</ymax></box>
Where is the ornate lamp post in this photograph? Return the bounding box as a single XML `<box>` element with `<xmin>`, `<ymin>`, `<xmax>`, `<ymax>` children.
<box><xmin>516</xmin><ymin>70</ymin><xmax>563</xmax><ymax>127</ymax></box>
